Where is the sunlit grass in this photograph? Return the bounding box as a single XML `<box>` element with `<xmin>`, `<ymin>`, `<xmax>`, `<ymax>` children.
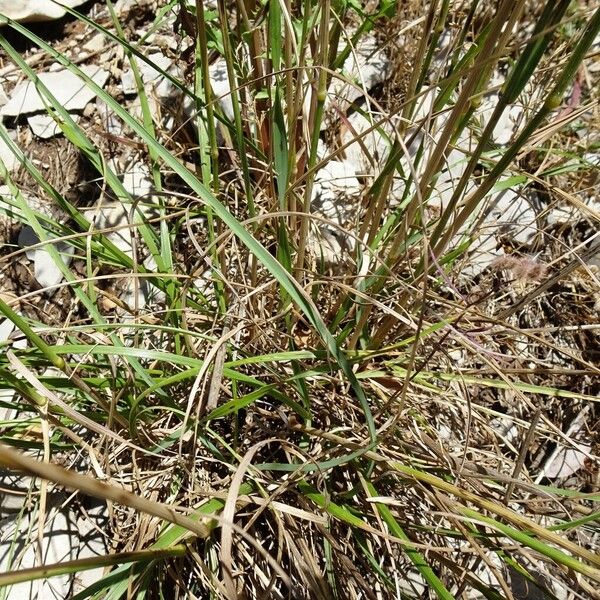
<box><xmin>0</xmin><ymin>0</ymin><xmax>599</xmax><ymax>598</ymax></box>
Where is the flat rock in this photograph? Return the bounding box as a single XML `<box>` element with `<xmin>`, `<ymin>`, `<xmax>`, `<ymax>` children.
<box><xmin>542</xmin><ymin>444</ymin><xmax>591</xmax><ymax>479</ymax></box>
<box><xmin>0</xmin><ymin>495</ymin><xmax>108</xmax><ymax>598</ymax></box>
<box><xmin>28</xmin><ymin>112</ymin><xmax>79</xmax><ymax>138</ymax></box>
<box><xmin>96</xmin><ymin>99</ymin><xmax>123</xmax><ymax>136</ymax></box>
<box><xmin>18</xmin><ymin>225</ymin><xmax>74</xmax><ymax>290</ymax></box>
<box><xmin>88</xmin><ymin>198</ymin><xmax>156</xmax><ymax>257</ymax></box>
<box><xmin>484</xmin><ymin>189</ymin><xmax>537</xmax><ymax>245</ymax></box>
<box><xmin>181</xmin><ymin>58</ymin><xmax>235</xmax><ymax>130</ymax></box>
<box><xmin>0</xmin><ymin>131</ymin><xmax>19</xmax><ymax>171</ymax></box>
<box><xmin>477</xmin><ymin>90</ymin><xmax>524</xmax><ymax>145</ymax></box>
<box><xmin>82</xmin><ymin>32</ymin><xmax>105</xmax><ymax>54</ymax></box>
<box><xmin>1</xmin><ymin>65</ymin><xmax>109</xmax><ymax>117</ymax></box>
<box><xmin>121</xmin><ymin>52</ymin><xmax>174</xmax><ymax>98</ymax></box>
<box><xmin>118</xmin><ymin>254</ymin><xmax>164</xmax><ymax>317</ymax></box>
<box><xmin>32</xmin><ymin>240</ymin><xmax>74</xmax><ymax>289</ymax></box>
<box><xmin>209</xmin><ymin>59</ymin><xmax>234</xmax><ymax>121</ymax></box>
<box><xmin>123</xmin><ymin>162</ymin><xmax>153</xmax><ymax>198</ymax></box>
<box><xmin>0</xmin><ymin>318</ymin><xmax>27</xmax><ymax>411</ymax></box>
<box><xmin>0</xmin><ymin>0</ymin><xmax>87</xmax><ymax>22</ymax></box>
<box><xmin>323</xmin><ymin>35</ymin><xmax>390</xmax><ymax>123</ymax></box>
<box><xmin>341</xmin><ymin>111</ymin><xmax>394</xmax><ymax>175</ymax></box>
<box><xmin>312</xmin><ymin>160</ymin><xmax>360</xmax><ymax>223</ymax></box>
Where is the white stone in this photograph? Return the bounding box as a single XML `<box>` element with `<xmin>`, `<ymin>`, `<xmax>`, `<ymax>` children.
<box><xmin>82</xmin><ymin>33</ymin><xmax>106</xmax><ymax>54</ymax></box>
<box><xmin>489</xmin><ymin>416</ymin><xmax>520</xmax><ymax>449</ymax></box>
<box><xmin>90</xmin><ymin>202</ymin><xmax>136</xmax><ymax>256</ymax></box>
<box><xmin>309</xmin><ymin>37</ymin><xmax>390</xmax><ymax>131</ymax></box>
<box><xmin>477</xmin><ymin>93</ymin><xmax>524</xmax><ymax>145</ymax></box>
<box><xmin>396</xmin><ymin>567</ymin><xmax>427</xmax><ymax>597</ymax></box>
<box><xmin>28</xmin><ymin>112</ymin><xmax>79</xmax><ymax>139</ymax></box>
<box><xmin>311</xmin><ymin>159</ymin><xmax>360</xmax><ymax>222</ymax></box>
<box><xmin>89</xmin><ymin>199</ymin><xmax>155</xmax><ymax>258</ymax></box>
<box><xmin>118</xmin><ymin>254</ymin><xmax>164</xmax><ymax>316</ymax></box>
<box><xmin>0</xmin><ymin>317</ymin><xmax>14</xmax><ymax>342</ymax></box>
<box><xmin>114</xmin><ymin>0</ymin><xmax>137</xmax><ymax>15</ymax></box>
<box><xmin>483</xmin><ymin>189</ymin><xmax>537</xmax><ymax>245</ymax></box>
<box><xmin>0</xmin><ymin>0</ymin><xmax>87</xmax><ymax>22</ymax></box>
<box><xmin>194</xmin><ymin>267</ymin><xmax>214</xmax><ymax>298</ymax></box>
<box><xmin>0</xmin><ymin>318</ymin><xmax>27</xmax><ymax>411</ymax></box>
<box><xmin>307</xmin><ymin>223</ymin><xmax>354</xmax><ymax>269</ymax></box>
<box><xmin>181</xmin><ymin>58</ymin><xmax>235</xmax><ymax>130</ymax></box>
<box><xmin>0</xmin><ymin>499</ymin><xmax>108</xmax><ymax>598</ymax></box>
<box><xmin>18</xmin><ymin>225</ymin><xmax>74</xmax><ymax>290</ymax></box>
<box><xmin>0</xmin><ymin>132</ymin><xmax>19</xmax><ymax>172</ymax></box>
<box><xmin>316</xmin><ymin>138</ymin><xmax>328</xmax><ymax>160</ymax></box>
<box><xmin>123</xmin><ymin>162</ymin><xmax>153</xmax><ymax>198</ymax></box>
<box><xmin>95</xmin><ymin>100</ymin><xmax>123</xmax><ymax>136</ymax></box>
<box><xmin>426</xmin><ymin>148</ymin><xmax>477</xmax><ymax>212</ymax></box>
<box><xmin>541</xmin><ymin>444</ymin><xmax>591</xmax><ymax>479</ymax></box>
<box><xmin>329</xmin><ymin>35</ymin><xmax>390</xmax><ymax>113</ymax></box>
<box><xmin>459</xmin><ymin>233</ymin><xmax>504</xmax><ymax>278</ymax></box>
<box><xmin>121</xmin><ymin>52</ymin><xmax>174</xmax><ymax>98</ymax></box>
<box><xmin>340</xmin><ymin>111</ymin><xmax>394</xmax><ymax>175</ymax></box>
<box><xmin>33</xmin><ymin>239</ymin><xmax>73</xmax><ymax>289</ymax></box>
<box><xmin>209</xmin><ymin>58</ymin><xmax>234</xmax><ymax>120</ymax></box>
<box><xmin>1</xmin><ymin>65</ymin><xmax>109</xmax><ymax>117</ymax></box>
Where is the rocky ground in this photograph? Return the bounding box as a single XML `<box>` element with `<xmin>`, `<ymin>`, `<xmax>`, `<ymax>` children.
<box><xmin>0</xmin><ymin>1</ymin><xmax>599</xmax><ymax>598</ymax></box>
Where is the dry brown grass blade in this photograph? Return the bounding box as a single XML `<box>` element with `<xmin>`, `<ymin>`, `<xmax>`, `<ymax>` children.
<box><xmin>220</xmin><ymin>440</ymin><xmax>292</xmax><ymax>597</ymax></box>
<box><xmin>292</xmin><ymin>424</ymin><xmax>600</xmax><ymax>578</ymax></box>
<box><xmin>6</xmin><ymin>350</ymin><xmax>158</xmax><ymax>457</ymax></box>
<box><xmin>0</xmin><ymin>441</ymin><xmax>211</xmax><ymax>539</ymax></box>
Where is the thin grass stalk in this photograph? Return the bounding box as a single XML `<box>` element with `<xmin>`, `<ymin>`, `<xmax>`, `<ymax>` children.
<box><xmin>194</xmin><ymin>0</ymin><xmax>227</xmax><ymax>312</ymax></box>
<box><xmin>266</xmin><ymin>2</ymin><xmax>314</xmax><ymax>426</ymax></box>
<box><xmin>408</xmin><ymin>0</ymin><xmax>449</xmax><ymax>122</ymax></box>
<box><xmin>106</xmin><ymin>2</ymin><xmax>177</xmax><ymax>309</ymax></box>
<box><xmin>445</xmin><ymin>0</ymin><xmax>481</xmax><ymax>77</ymax></box>
<box><xmin>283</xmin><ymin>0</ymin><xmax>298</xmax><ymax>235</ymax></box>
<box><xmin>268</xmin><ymin>0</ymin><xmax>294</xmax><ymax>277</ymax></box>
<box><xmin>368</xmin><ymin>0</ymin><xmax>530</xmax><ymax>350</ymax></box>
<box><xmin>0</xmin><ymin>297</ymin><xmax>65</xmax><ymax>371</ymax></box>
<box><xmin>107</xmin><ymin>0</ymin><xmax>161</xmax><ymax>191</ymax></box>
<box><xmin>0</xmin><ymin>148</ymin><xmax>163</xmax><ymax>408</ymax></box>
<box><xmin>326</xmin><ymin>0</ymin><xmax>344</xmax><ymax>74</ymax></box>
<box><xmin>432</xmin><ymin>5</ymin><xmax>600</xmax><ymax>261</ymax></box>
<box><xmin>195</xmin><ymin>1</ymin><xmax>219</xmax><ymax>191</ymax></box>
<box><xmin>361</xmin><ymin>477</ymin><xmax>455</xmax><ymax>600</ymax></box>
<box><xmin>0</xmin><ymin>546</ymin><xmax>188</xmax><ymax>588</ymax></box>
<box><xmin>216</xmin><ymin>0</ymin><xmax>258</xmax><ymax>295</ymax></box>
<box><xmin>366</xmin><ymin>29</ymin><xmax>486</xmax><ymax>234</ymax></box>
<box><xmin>0</xmin><ymin>36</ymin><xmax>167</xmax><ymax>281</ymax></box>
<box><xmin>399</xmin><ymin>0</ymin><xmax>440</xmax><ymax>131</ymax></box>
<box><xmin>347</xmin><ymin>172</ymin><xmax>394</xmax><ymax>351</ymax></box>
<box><xmin>217</xmin><ymin>0</ymin><xmax>256</xmax><ymax>220</ymax></box>
<box><xmin>0</xmin><ymin>441</ymin><xmax>211</xmax><ymax>538</ymax></box>
<box><xmin>239</xmin><ymin>0</ymin><xmax>270</xmax><ymax>157</ymax></box>
<box><xmin>398</xmin><ymin>0</ymin><xmax>524</xmax><ymax>246</ymax></box>
<box><xmin>428</xmin><ymin>0</ymin><xmax>572</xmax><ymax>254</ymax></box>
<box><xmin>287</xmin><ymin>0</ymin><xmax>317</xmax><ymax>274</ymax></box>
<box><xmin>293</xmin><ymin>425</ymin><xmax>600</xmax><ymax>580</ymax></box>
<box><xmin>295</xmin><ymin>0</ymin><xmax>330</xmax><ymax>278</ymax></box>
<box><xmin>364</xmin><ymin>25</ymin><xmax>494</xmax><ymax>269</ymax></box>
